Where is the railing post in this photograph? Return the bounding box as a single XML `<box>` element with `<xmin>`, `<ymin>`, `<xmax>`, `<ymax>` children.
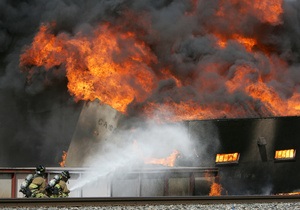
<box><xmin>190</xmin><ymin>172</ymin><xmax>195</xmax><ymax>196</ymax></box>
<box><xmin>164</xmin><ymin>174</ymin><xmax>169</xmax><ymax>196</ymax></box>
<box><xmin>11</xmin><ymin>173</ymin><xmax>16</xmax><ymax>198</ymax></box>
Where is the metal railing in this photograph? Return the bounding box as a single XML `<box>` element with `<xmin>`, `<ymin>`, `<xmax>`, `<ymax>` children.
<box><xmin>0</xmin><ymin>167</ymin><xmax>218</xmax><ymax>198</ymax></box>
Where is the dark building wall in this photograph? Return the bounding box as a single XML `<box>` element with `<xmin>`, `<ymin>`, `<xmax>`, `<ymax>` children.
<box><xmin>187</xmin><ymin>117</ymin><xmax>300</xmax><ymax>195</ymax></box>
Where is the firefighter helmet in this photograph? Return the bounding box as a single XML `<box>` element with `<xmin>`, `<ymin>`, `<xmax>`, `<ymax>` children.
<box><xmin>61</xmin><ymin>170</ymin><xmax>70</xmax><ymax>179</ymax></box>
<box><xmin>36</xmin><ymin>165</ymin><xmax>46</xmax><ymax>175</ymax></box>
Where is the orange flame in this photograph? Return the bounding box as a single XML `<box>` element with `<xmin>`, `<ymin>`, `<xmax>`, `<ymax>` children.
<box><xmin>19</xmin><ymin>0</ymin><xmax>300</xmax><ymax>122</ymax></box>
<box><xmin>277</xmin><ymin>192</ymin><xmax>300</xmax><ymax>196</ymax></box>
<box><xmin>233</xmin><ymin>34</ymin><xmax>257</xmax><ymax>51</ymax></box>
<box><xmin>251</xmin><ymin>0</ymin><xmax>283</xmax><ymax>25</ymax></box>
<box><xmin>132</xmin><ymin>140</ymin><xmax>180</xmax><ymax>167</ymax></box>
<box><xmin>209</xmin><ymin>182</ymin><xmax>222</xmax><ymax>196</ymax></box>
<box><xmin>20</xmin><ymin>23</ymin><xmax>157</xmax><ymax>113</ymax></box>
<box><xmin>216</xmin><ymin>0</ymin><xmax>283</xmax><ymax>25</ymax></box>
<box><xmin>225</xmin><ymin>63</ymin><xmax>300</xmax><ymax>117</ymax></box>
<box><xmin>216</xmin><ymin>34</ymin><xmax>257</xmax><ymax>51</ymax></box>
<box><xmin>144</xmin><ymin>150</ymin><xmax>180</xmax><ymax>167</ymax></box>
<box><xmin>59</xmin><ymin>151</ymin><xmax>67</xmax><ymax>167</ymax></box>
<box><xmin>275</xmin><ymin>149</ymin><xmax>296</xmax><ymax>160</ymax></box>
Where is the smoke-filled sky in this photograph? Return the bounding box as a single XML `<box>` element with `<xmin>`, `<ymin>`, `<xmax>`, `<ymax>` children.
<box><xmin>0</xmin><ymin>0</ymin><xmax>300</xmax><ymax>166</ymax></box>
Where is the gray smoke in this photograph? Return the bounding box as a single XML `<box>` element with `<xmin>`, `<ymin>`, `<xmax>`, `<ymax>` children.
<box><xmin>0</xmin><ymin>0</ymin><xmax>300</xmax><ymax>166</ymax></box>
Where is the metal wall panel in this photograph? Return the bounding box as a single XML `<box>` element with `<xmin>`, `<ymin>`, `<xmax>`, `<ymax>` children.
<box><xmin>65</xmin><ymin>101</ymin><xmax>124</xmax><ymax>167</ymax></box>
<box><xmin>0</xmin><ymin>174</ymin><xmax>11</xmax><ymax>198</ymax></box>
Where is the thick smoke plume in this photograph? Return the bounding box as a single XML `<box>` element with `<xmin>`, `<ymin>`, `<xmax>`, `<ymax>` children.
<box><xmin>0</xmin><ymin>0</ymin><xmax>299</xmax><ymax>166</ymax></box>
<box><xmin>17</xmin><ymin>0</ymin><xmax>300</xmax><ymax>120</ymax></box>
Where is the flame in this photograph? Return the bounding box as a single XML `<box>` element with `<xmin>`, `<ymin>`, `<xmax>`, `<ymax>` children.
<box><xmin>275</xmin><ymin>149</ymin><xmax>296</xmax><ymax>160</ymax></box>
<box><xmin>209</xmin><ymin>182</ymin><xmax>222</xmax><ymax>196</ymax></box>
<box><xmin>216</xmin><ymin>34</ymin><xmax>257</xmax><ymax>51</ymax></box>
<box><xmin>20</xmin><ymin>23</ymin><xmax>157</xmax><ymax>113</ymax></box>
<box><xmin>232</xmin><ymin>34</ymin><xmax>257</xmax><ymax>51</ymax></box>
<box><xmin>19</xmin><ymin>0</ymin><xmax>300</xmax><ymax>122</ymax></box>
<box><xmin>277</xmin><ymin>192</ymin><xmax>300</xmax><ymax>196</ymax></box>
<box><xmin>59</xmin><ymin>151</ymin><xmax>67</xmax><ymax>167</ymax></box>
<box><xmin>132</xmin><ymin>140</ymin><xmax>180</xmax><ymax>167</ymax></box>
<box><xmin>20</xmin><ymin>23</ymin><xmax>64</xmax><ymax>70</ymax></box>
<box><xmin>251</xmin><ymin>1</ymin><xmax>283</xmax><ymax>25</ymax></box>
<box><xmin>217</xmin><ymin>0</ymin><xmax>283</xmax><ymax>25</ymax></box>
<box><xmin>216</xmin><ymin>153</ymin><xmax>239</xmax><ymax>163</ymax></box>
<box><xmin>144</xmin><ymin>150</ymin><xmax>180</xmax><ymax>167</ymax></box>
<box><xmin>224</xmin><ymin>63</ymin><xmax>300</xmax><ymax>117</ymax></box>
<box><xmin>288</xmin><ymin>93</ymin><xmax>300</xmax><ymax>113</ymax></box>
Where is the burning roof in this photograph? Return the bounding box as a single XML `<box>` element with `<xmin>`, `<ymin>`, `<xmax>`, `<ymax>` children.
<box><xmin>17</xmin><ymin>0</ymin><xmax>299</xmax><ymax>122</ymax></box>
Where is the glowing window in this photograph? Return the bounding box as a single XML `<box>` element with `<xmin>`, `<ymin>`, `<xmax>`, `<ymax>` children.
<box><xmin>215</xmin><ymin>152</ymin><xmax>240</xmax><ymax>165</ymax></box>
<box><xmin>274</xmin><ymin>149</ymin><xmax>296</xmax><ymax>161</ymax></box>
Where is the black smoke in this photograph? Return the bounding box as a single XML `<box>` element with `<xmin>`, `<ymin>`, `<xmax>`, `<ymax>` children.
<box><xmin>0</xmin><ymin>0</ymin><xmax>300</xmax><ymax>166</ymax></box>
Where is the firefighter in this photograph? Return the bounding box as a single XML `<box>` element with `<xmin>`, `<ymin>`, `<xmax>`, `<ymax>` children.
<box><xmin>50</xmin><ymin>170</ymin><xmax>71</xmax><ymax>198</ymax></box>
<box><xmin>27</xmin><ymin>165</ymin><xmax>48</xmax><ymax>198</ymax></box>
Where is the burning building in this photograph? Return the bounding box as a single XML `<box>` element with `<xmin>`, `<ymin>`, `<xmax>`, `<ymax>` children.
<box><xmin>0</xmin><ymin>0</ymin><xmax>300</xmax><ymax>196</ymax></box>
<box><xmin>63</xmin><ymin>100</ymin><xmax>300</xmax><ymax>195</ymax></box>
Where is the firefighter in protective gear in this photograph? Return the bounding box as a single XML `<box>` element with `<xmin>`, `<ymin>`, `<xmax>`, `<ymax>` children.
<box><xmin>50</xmin><ymin>170</ymin><xmax>71</xmax><ymax>198</ymax></box>
<box><xmin>28</xmin><ymin>165</ymin><xmax>48</xmax><ymax>198</ymax></box>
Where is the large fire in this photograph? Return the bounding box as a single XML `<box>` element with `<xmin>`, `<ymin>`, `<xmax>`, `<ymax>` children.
<box><xmin>19</xmin><ymin>0</ymin><xmax>300</xmax><ymax>122</ymax></box>
<box><xmin>20</xmin><ymin>23</ymin><xmax>157</xmax><ymax>113</ymax></box>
